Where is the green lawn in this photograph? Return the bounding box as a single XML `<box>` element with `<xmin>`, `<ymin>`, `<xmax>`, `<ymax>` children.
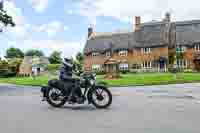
<box><xmin>1</xmin><ymin>73</ymin><xmax>200</xmax><ymax>87</ymax></box>
<box><xmin>98</xmin><ymin>73</ymin><xmax>200</xmax><ymax>87</ymax></box>
<box><xmin>0</xmin><ymin>74</ymin><xmax>56</xmax><ymax>86</ymax></box>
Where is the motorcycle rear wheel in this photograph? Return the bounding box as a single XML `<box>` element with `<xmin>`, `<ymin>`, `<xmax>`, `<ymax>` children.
<box><xmin>46</xmin><ymin>87</ymin><xmax>66</xmax><ymax>108</ymax></box>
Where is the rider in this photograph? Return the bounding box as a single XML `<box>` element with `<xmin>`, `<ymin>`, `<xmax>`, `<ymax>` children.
<box><xmin>59</xmin><ymin>58</ymin><xmax>83</xmax><ymax>102</ymax></box>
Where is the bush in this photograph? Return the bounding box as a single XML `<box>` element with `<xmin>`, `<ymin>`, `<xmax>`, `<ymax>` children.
<box><xmin>95</xmin><ymin>71</ymin><xmax>105</xmax><ymax>75</ymax></box>
<box><xmin>169</xmin><ymin>67</ymin><xmax>183</xmax><ymax>73</ymax></box>
<box><xmin>0</xmin><ymin>70</ymin><xmax>16</xmax><ymax>78</ymax></box>
<box><xmin>121</xmin><ymin>70</ymin><xmax>129</xmax><ymax>74</ymax></box>
<box><xmin>47</xmin><ymin>64</ymin><xmax>61</xmax><ymax>71</ymax></box>
<box><xmin>183</xmin><ymin>69</ymin><xmax>193</xmax><ymax>73</ymax></box>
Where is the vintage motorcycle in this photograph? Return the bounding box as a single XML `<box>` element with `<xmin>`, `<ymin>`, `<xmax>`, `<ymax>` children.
<box><xmin>41</xmin><ymin>72</ymin><xmax>112</xmax><ymax>109</ymax></box>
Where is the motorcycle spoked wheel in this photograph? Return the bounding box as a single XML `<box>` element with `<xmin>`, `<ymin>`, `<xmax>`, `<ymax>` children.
<box><xmin>91</xmin><ymin>87</ymin><xmax>112</xmax><ymax>109</ymax></box>
<box><xmin>46</xmin><ymin>87</ymin><xmax>66</xmax><ymax>108</ymax></box>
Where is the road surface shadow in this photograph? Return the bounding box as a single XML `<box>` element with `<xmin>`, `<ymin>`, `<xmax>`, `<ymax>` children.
<box><xmin>148</xmin><ymin>95</ymin><xmax>195</xmax><ymax>99</ymax></box>
<box><xmin>44</xmin><ymin>104</ymin><xmax>114</xmax><ymax>111</ymax></box>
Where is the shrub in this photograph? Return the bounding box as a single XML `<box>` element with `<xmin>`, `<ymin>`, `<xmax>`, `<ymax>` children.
<box><xmin>169</xmin><ymin>67</ymin><xmax>183</xmax><ymax>73</ymax></box>
<box><xmin>7</xmin><ymin>58</ymin><xmax>22</xmax><ymax>73</ymax></box>
<box><xmin>95</xmin><ymin>71</ymin><xmax>105</xmax><ymax>75</ymax></box>
<box><xmin>47</xmin><ymin>64</ymin><xmax>62</xmax><ymax>71</ymax></box>
<box><xmin>121</xmin><ymin>70</ymin><xmax>129</xmax><ymax>74</ymax></box>
<box><xmin>184</xmin><ymin>69</ymin><xmax>193</xmax><ymax>73</ymax></box>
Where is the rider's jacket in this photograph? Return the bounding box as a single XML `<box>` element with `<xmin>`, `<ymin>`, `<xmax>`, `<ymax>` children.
<box><xmin>59</xmin><ymin>64</ymin><xmax>73</xmax><ymax>81</ymax></box>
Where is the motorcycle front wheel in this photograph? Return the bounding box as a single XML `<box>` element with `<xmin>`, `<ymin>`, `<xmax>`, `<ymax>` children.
<box><xmin>91</xmin><ymin>87</ymin><xmax>112</xmax><ymax>109</ymax></box>
<box><xmin>46</xmin><ymin>87</ymin><xmax>66</xmax><ymax>108</ymax></box>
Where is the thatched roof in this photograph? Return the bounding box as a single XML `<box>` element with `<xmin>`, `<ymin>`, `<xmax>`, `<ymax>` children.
<box><xmin>84</xmin><ymin>19</ymin><xmax>200</xmax><ymax>54</ymax></box>
<box><xmin>176</xmin><ymin>20</ymin><xmax>200</xmax><ymax>46</ymax></box>
<box><xmin>84</xmin><ymin>21</ymin><xmax>167</xmax><ymax>54</ymax></box>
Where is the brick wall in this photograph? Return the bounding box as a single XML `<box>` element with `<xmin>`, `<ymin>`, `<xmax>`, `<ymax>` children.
<box><xmin>84</xmin><ymin>46</ymin><xmax>168</xmax><ymax>71</ymax></box>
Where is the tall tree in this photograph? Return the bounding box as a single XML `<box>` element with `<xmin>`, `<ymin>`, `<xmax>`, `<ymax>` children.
<box><xmin>0</xmin><ymin>1</ymin><xmax>15</xmax><ymax>32</ymax></box>
<box><xmin>73</xmin><ymin>52</ymin><xmax>84</xmax><ymax>72</ymax></box>
<box><xmin>76</xmin><ymin>52</ymin><xmax>84</xmax><ymax>63</ymax></box>
<box><xmin>6</xmin><ymin>47</ymin><xmax>24</xmax><ymax>58</ymax></box>
<box><xmin>25</xmin><ymin>49</ymin><xmax>44</xmax><ymax>57</ymax></box>
<box><xmin>49</xmin><ymin>51</ymin><xmax>62</xmax><ymax>64</ymax></box>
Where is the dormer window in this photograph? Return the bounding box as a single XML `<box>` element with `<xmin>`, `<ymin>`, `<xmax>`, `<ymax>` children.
<box><xmin>92</xmin><ymin>52</ymin><xmax>99</xmax><ymax>57</ymax></box>
<box><xmin>106</xmin><ymin>51</ymin><xmax>111</xmax><ymax>57</ymax></box>
<box><xmin>142</xmin><ymin>48</ymin><xmax>151</xmax><ymax>53</ymax></box>
<box><xmin>176</xmin><ymin>46</ymin><xmax>185</xmax><ymax>53</ymax></box>
<box><xmin>195</xmin><ymin>44</ymin><xmax>200</xmax><ymax>52</ymax></box>
<box><xmin>118</xmin><ymin>50</ymin><xmax>128</xmax><ymax>57</ymax></box>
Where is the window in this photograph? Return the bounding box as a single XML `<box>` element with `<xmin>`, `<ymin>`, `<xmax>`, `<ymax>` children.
<box><xmin>142</xmin><ymin>61</ymin><xmax>152</xmax><ymax>69</ymax></box>
<box><xmin>92</xmin><ymin>52</ymin><xmax>99</xmax><ymax>57</ymax></box>
<box><xmin>106</xmin><ymin>51</ymin><xmax>111</xmax><ymax>57</ymax></box>
<box><xmin>177</xmin><ymin>59</ymin><xmax>187</xmax><ymax>68</ymax></box>
<box><xmin>92</xmin><ymin>64</ymin><xmax>101</xmax><ymax>71</ymax></box>
<box><xmin>119</xmin><ymin>63</ymin><xmax>129</xmax><ymax>70</ymax></box>
<box><xmin>176</xmin><ymin>46</ymin><xmax>185</xmax><ymax>53</ymax></box>
<box><xmin>142</xmin><ymin>48</ymin><xmax>151</xmax><ymax>53</ymax></box>
<box><xmin>195</xmin><ymin>44</ymin><xmax>200</xmax><ymax>52</ymax></box>
<box><xmin>118</xmin><ymin>50</ymin><xmax>128</xmax><ymax>57</ymax></box>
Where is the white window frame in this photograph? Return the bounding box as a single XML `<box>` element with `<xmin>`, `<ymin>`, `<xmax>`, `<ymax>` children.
<box><xmin>176</xmin><ymin>59</ymin><xmax>187</xmax><ymax>68</ymax></box>
<box><xmin>142</xmin><ymin>48</ymin><xmax>151</xmax><ymax>53</ymax></box>
<box><xmin>92</xmin><ymin>64</ymin><xmax>101</xmax><ymax>71</ymax></box>
<box><xmin>119</xmin><ymin>63</ymin><xmax>129</xmax><ymax>70</ymax></box>
<box><xmin>142</xmin><ymin>61</ymin><xmax>152</xmax><ymax>69</ymax></box>
<box><xmin>194</xmin><ymin>44</ymin><xmax>200</xmax><ymax>52</ymax></box>
<box><xmin>118</xmin><ymin>50</ymin><xmax>128</xmax><ymax>57</ymax></box>
<box><xmin>106</xmin><ymin>51</ymin><xmax>111</xmax><ymax>57</ymax></box>
<box><xmin>92</xmin><ymin>52</ymin><xmax>99</xmax><ymax>57</ymax></box>
<box><xmin>176</xmin><ymin>46</ymin><xmax>186</xmax><ymax>53</ymax></box>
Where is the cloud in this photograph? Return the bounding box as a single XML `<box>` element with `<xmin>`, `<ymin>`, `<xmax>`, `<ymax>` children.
<box><xmin>66</xmin><ymin>9</ymin><xmax>73</xmax><ymax>15</ymax></box>
<box><xmin>4</xmin><ymin>1</ymin><xmax>25</xmax><ymax>25</ymax></box>
<box><xmin>70</xmin><ymin>0</ymin><xmax>200</xmax><ymax>25</ymax></box>
<box><xmin>28</xmin><ymin>0</ymin><xmax>49</xmax><ymax>13</ymax></box>
<box><xmin>32</xmin><ymin>21</ymin><xmax>69</xmax><ymax>37</ymax></box>
<box><xmin>3</xmin><ymin>1</ymin><xmax>30</xmax><ymax>39</ymax></box>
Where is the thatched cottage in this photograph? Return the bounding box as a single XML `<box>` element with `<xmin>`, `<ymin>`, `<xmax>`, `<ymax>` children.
<box><xmin>84</xmin><ymin>13</ymin><xmax>200</xmax><ymax>72</ymax></box>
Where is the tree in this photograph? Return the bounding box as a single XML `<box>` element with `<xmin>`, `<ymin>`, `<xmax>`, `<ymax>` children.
<box><xmin>49</xmin><ymin>51</ymin><xmax>62</xmax><ymax>64</ymax></box>
<box><xmin>25</xmin><ymin>49</ymin><xmax>44</xmax><ymax>57</ymax></box>
<box><xmin>72</xmin><ymin>52</ymin><xmax>84</xmax><ymax>72</ymax></box>
<box><xmin>7</xmin><ymin>58</ymin><xmax>22</xmax><ymax>73</ymax></box>
<box><xmin>76</xmin><ymin>52</ymin><xmax>84</xmax><ymax>64</ymax></box>
<box><xmin>6</xmin><ymin>47</ymin><xmax>24</xmax><ymax>58</ymax></box>
<box><xmin>0</xmin><ymin>1</ymin><xmax>15</xmax><ymax>32</ymax></box>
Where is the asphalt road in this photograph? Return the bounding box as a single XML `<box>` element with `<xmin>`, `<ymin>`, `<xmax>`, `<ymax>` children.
<box><xmin>0</xmin><ymin>83</ymin><xmax>200</xmax><ymax>133</ymax></box>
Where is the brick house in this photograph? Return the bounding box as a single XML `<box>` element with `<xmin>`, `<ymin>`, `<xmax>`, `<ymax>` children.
<box><xmin>84</xmin><ymin>13</ymin><xmax>200</xmax><ymax>72</ymax></box>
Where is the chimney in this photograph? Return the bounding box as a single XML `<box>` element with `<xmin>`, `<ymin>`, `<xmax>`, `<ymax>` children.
<box><xmin>135</xmin><ymin>16</ymin><xmax>141</xmax><ymax>31</ymax></box>
<box><xmin>164</xmin><ymin>12</ymin><xmax>171</xmax><ymax>22</ymax></box>
<box><xmin>88</xmin><ymin>27</ymin><xmax>93</xmax><ymax>38</ymax></box>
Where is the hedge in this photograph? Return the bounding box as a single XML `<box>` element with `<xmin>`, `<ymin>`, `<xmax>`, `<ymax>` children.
<box><xmin>47</xmin><ymin>64</ymin><xmax>62</xmax><ymax>71</ymax></box>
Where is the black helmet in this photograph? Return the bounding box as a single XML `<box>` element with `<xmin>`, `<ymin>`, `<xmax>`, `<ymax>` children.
<box><xmin>63</xmin><ymin>58</ymin><xmax>73</xmax><ymax>67</ymax></box>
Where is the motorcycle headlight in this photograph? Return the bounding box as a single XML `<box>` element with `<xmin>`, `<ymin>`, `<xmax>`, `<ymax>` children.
<box><xmin>90</xmin><ymin>79</ymin><xmax>95</xmax><ymax>85</ymax></box>
<box><xmin>93</xmin><ymin>73</ymin><xmax>97</xmax><ymax>80</ymax></box>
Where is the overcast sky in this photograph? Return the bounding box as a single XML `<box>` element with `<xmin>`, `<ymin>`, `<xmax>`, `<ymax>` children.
<box><xmin>0</xmin><ymin>0</ymin><xmax>200</xmax><ymax>58</ymax></box>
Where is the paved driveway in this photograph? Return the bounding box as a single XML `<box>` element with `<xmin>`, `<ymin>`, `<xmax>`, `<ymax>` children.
<box><xmin>0</xmin><ymin>83</ymin><xmax>200</xmax><ymax>133</ymax></box>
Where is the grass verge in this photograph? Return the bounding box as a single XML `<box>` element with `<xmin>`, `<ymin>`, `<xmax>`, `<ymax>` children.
<box><xmin>0</xmin><ymin>73</ymin><xmax>200</xmax><ymax>87</ymax></box>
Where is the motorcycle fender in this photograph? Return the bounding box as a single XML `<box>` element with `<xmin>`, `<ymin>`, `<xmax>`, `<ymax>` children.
<box><xmin>87</xmin><ymin>85</ymin><xmax>107</xmax><ymax>104</ymax></box>
<box><xmin>41</xmin><ymin>86</ymin><xmax>50</xmax><ymax>98</ymax></box>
